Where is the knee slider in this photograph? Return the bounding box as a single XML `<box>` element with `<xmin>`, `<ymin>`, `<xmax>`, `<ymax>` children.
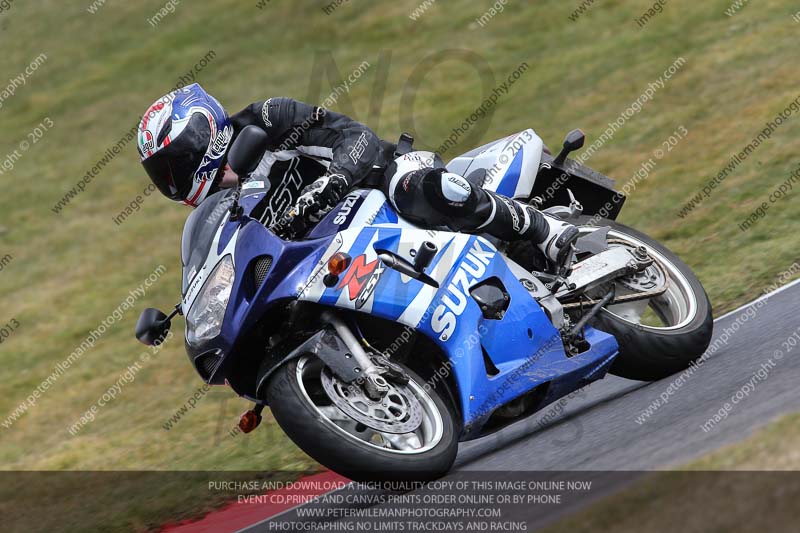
<box><xmin>438</xmin><ymin>172</ymin><xmax>473</xmax><ymax>206</ymax></box>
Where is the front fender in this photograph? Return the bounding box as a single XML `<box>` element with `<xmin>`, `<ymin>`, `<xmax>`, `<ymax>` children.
<box><xmin>255</xmin><ymin>326</ymin><xmax>362</xmax><ymax>402</ymax></box>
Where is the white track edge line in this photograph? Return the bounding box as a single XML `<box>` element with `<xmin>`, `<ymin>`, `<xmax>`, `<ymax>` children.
<box><xmin>713</xmin><ymin>277</ymin><xmax>800</xmax><ymax>323</ymax></box>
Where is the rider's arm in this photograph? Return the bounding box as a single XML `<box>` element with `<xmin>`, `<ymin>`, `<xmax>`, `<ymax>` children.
<box><xmin>230</xmin><ymin>97</ymin><xmax>382</xmax><ymax>188</ymax></box>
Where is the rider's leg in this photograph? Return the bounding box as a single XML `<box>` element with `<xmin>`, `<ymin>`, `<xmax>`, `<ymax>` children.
<box><xmin>387</xmin><ymin>167</ymin><xmax>579</xmax><ymax>264</ymax></box>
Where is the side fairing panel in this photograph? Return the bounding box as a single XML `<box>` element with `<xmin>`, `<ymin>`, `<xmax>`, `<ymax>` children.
<box><xmin>411</xmin><ymin>240</ymin><xmax>572</xmax><ymax>429</ymax></box>
<box><xmin>297</xmin><ymin>216</ymin><xmax>593</xmax><ymax>429</ymax></box>
<box><xmin>298</xmin><ymin>224</ymin><xmax>476</xmax><ymax>326</ymax></box>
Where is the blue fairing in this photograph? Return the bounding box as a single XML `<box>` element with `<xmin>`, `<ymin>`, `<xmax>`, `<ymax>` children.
<box><xmin>183</xmin><ymin>187</ymin><xmax>620</xmax><ymax>436</ymax></box>
<box><xmin>182</xmin><ymin>188</ymin><xmax>333</xmax><ymax>390</ymax></box>
<box><xmin>409</xmin><ymin>234</ymin><xmax>619</xmax><ymax>433</ymax></box>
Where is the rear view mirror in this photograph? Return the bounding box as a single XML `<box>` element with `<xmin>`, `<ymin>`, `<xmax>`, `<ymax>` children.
<box><xmin>228</xmin><ymin>125</ymin><xmax>270</xmax><ymax>176</ymax></box>
<box><xmin>553</xmin><ymin>128</ymin><xmax>586</xmax><ymax>166</ymax></box>
<box><xmin>135</xmin><ymin>308</ymin><xmax>172</xmax><ymax>346</ymax></box>
<box><xmin>563</xmin><ymin>128</ymin><xmax>586</xmax><ymax>151</ymax></box>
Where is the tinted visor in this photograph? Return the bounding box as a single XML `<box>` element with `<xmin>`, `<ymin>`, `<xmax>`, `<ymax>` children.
<box><xmin>142</xmin><ymin>114</ymin><xmax>212</xmax><ymax>201</ymax></box>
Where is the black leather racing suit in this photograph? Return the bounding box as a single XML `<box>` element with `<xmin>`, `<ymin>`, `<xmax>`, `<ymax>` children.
<box><xmin>230</xmin><ymin>97</ymin><xmax>386</xmax><ymax>189</ymax></box>
<box><xmin>230</xmin><ymin>97</ymin><xmax>550</xmax><ymax>243</ymax></box>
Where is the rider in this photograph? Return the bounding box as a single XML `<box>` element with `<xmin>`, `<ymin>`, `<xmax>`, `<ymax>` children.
<box><xmin>137</xmin><ymin>83</ymin><xmax>579</xmax><ymax>265</ymax></box>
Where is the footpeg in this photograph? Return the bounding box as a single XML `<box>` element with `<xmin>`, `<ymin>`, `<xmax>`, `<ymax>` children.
<box><xmin>566</xmin><ymin>189</ymin><xmax>584</xmax><ymax>218</ymax></box>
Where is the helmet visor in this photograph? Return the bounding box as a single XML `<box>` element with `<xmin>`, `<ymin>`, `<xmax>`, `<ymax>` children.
<box><xmin>141</xmin><ymin>114</ymin><xmax>211</xmax><ymax>202</ymax></box>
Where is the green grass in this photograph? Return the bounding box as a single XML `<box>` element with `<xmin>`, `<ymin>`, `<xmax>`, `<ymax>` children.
<box><xmin>0</xmin><ymin>0</ymin><xmax>798</xmax><ymax>529</ymax></box>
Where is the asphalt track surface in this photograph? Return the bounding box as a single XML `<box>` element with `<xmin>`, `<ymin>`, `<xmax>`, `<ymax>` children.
<box><xmin>238</xmin><ymin>280</ymin><xmax>800</xmax><ymax>532</ymax></box>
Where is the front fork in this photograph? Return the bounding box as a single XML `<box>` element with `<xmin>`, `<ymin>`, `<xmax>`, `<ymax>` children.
<box><xmin>320</xmin><ymin>311</ymin><xmax>390</xmax><ymax>400</ymax></box>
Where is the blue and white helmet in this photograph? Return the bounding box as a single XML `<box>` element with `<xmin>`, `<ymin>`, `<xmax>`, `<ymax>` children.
<box><xmin>138</xmin><ymin>83</ymin><xmax>233</xmax><ymax>207</ymax></box>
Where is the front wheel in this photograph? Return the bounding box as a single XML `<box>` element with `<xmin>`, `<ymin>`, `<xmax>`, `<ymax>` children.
<box><xmin>265</xmin><ymin>356</ymin><xmax>459</xmax><ymax>481</ymax></box>
<box><xmin>574</xmin><ymin>216</ymin><xmax>714</xmax><ymax>381</ymax></box>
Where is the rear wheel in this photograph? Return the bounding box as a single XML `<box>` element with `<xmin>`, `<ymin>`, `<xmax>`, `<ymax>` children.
<box><xmin>574</xmin><ymin>216</ymin><xmax>714</xmax><ymax>381</ymax></box>
<box><xmin>266</xmin><ymin>356</ymin><xmax>458</xmax><ymax>481</ymax></box>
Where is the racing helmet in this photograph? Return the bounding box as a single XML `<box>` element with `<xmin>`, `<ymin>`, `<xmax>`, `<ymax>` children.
<box><xmin>138</xmin><ymin>83</ymin><xmax>232</xmax><ymax>207</ymax></box>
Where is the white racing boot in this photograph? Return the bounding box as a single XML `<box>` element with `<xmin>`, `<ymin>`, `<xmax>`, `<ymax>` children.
<box><xmin>537</xmin><ymin>214</ymin><xmax>580</xmax><ymax>267</ymax></box>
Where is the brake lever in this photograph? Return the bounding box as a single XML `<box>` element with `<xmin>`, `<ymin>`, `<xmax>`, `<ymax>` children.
<box><xmin>271</xmin><ymin>212</ymin><xmax>300</xmax><ymax>239</ymax></box>
<box><xmin>271</xmin><ymin>198</ymin><xmax>317</xmax><ymax>239</ymax></box>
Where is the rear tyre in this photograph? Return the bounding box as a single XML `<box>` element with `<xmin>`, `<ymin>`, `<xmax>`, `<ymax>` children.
<box><xmin>266</xmin><ymin>356</ymin><xmax>458</xmax><ymax>481</ymax></box>
<box><xmin>574</xmin><ymin>216</ymin><xmax>714</xmax><ymax>381</ymax></box>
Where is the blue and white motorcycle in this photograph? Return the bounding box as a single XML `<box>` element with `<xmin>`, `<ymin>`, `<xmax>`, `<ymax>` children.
<box><xmin>137</xmin><ymin>126</ymin><xmax>713</xmax><ymax>480</ymax></box>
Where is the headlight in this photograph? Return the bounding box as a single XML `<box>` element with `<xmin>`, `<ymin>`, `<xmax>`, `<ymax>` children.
<box><xmin>187</xmin><ymin>255</ymin><xmax>235</xmax><ymax>346</ymax></box>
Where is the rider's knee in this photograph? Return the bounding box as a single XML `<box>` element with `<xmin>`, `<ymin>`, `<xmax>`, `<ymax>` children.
<box><xmin>421</xmin><ymin>169</ymin><xmax>477</xmax><ymax>215</ymax></box>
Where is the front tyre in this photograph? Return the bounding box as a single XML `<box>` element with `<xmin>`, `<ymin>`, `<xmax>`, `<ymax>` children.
<box><xmin>575</xmin><ymin>216</ymin><xmax>714</xmax><ymax>382</ymax></box>
<box><xmin>266</xmin><ymin>356</ymin><xmax>458</xmax><ymax>481</ymax></box>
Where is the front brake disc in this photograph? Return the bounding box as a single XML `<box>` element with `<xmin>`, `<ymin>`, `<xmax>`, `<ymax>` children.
<box><xmin>320</xmin><ymin>368</ymin><xmax>423</xmax><ymax>434</ymax></box>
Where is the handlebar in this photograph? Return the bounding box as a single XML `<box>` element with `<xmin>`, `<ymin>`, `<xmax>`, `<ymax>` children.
<box><xmin>270</xmin><ymin>197</ymin><xmax>320</xmax><ymax>239</ymax></box>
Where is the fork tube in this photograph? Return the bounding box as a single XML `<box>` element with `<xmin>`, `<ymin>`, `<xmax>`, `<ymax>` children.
<box><xmin>320</xmin><ymin>311</ymin><xmax>380</xmax><ymax>376</ymax></box>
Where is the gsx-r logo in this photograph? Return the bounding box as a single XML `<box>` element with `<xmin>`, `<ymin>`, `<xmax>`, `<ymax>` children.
<box><xmin>338</xmin><ymin>254</ymin><xmax>385</xmax><ymax>309</ymax></box>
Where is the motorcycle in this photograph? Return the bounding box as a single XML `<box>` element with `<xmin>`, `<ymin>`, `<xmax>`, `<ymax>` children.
<box><xmin>136</xmin><ymin>125</ymin><xmax>713</xmax><ymax>480</ymax></box>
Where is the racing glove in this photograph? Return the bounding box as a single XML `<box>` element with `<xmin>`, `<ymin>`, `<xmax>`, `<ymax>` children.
<box><xmin>273</xmin><ymin>173</ymin><xmax>349</xmax><ymax>238</ymax></box>
<box><xmin>292</xmin><ymin>173</ymin><xmax>349</xmax><ymax>223</ymax></box>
